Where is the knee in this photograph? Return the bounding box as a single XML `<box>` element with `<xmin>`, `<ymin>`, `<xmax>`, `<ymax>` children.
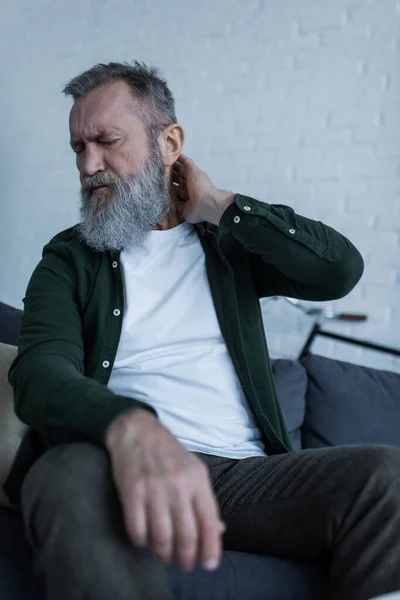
<box><xmin>347</xmin><ymin>445</ymin><xmax>400</xmax><ymax>494</ymax></box>
<box><xmin>361</xmin><ymin>445</ymin><xmax>400</xmax><ymax>474</ymax></box>
<box><xmin>22</xmin><ymin>442</ymin><xmax>110</xmax><ymax>512</ymax></box>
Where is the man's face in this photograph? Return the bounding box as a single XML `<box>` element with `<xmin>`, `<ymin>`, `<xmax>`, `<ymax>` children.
<box><xmin>69</xmin><ymin>80</ymin><xmax>149</xmax><ymax>186</ymax></box>
<box><xmin>69</xmin><ymin>80</ymin><xmax>171</xmax><ymax>252</ymax></box>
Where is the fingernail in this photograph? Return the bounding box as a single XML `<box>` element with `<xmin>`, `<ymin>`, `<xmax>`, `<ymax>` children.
<box><xmin>203</xmin><ymin>558</ymin><xmax>219</xmax><ymax>571</ymax></box>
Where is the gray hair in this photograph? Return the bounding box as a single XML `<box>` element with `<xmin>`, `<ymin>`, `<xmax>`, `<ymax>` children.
<box><xmin>63</xmin><ymin>61</ymin><xmax>177</xmax><ymax>135</ymax></box>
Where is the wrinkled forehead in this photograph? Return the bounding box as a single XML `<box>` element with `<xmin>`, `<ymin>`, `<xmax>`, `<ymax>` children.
<box><xmin>69</xmin><ymin>80</ymin><xmax>144</xmax><ymax>137</ymax></box>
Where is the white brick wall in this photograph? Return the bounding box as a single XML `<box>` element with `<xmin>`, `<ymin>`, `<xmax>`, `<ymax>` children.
<box><xmin>0</xmin><ymin>0</ymin><xmax>399</xmax><ymax>371</ymax></box>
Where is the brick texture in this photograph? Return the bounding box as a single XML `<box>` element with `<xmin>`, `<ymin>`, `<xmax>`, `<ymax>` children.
<box><xmin>0</xmin><ymin>0</ymin><xmax>399</xmax><ymax>371</ymax></box>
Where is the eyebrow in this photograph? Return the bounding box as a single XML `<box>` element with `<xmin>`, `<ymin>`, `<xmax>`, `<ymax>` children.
<box><xmin>70</xmin><ymin>130</ymin><xmax>122</xmax><ymax>146</ymax></box>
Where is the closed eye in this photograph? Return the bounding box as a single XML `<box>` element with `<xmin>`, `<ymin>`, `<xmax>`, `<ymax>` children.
<box><xmin>100</xmin><ymin>139</ymin><xmax>119</xmax><ymax>146</ymax></box>
<box><xmin>70</xmin><ymin>138</ymin><xmax>120</xmax><ymax>154</ymax></box>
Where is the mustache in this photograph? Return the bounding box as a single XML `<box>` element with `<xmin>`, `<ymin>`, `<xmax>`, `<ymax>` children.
<box><xmin>81</xmin><ymin>172</ymin><xmax>120</xmax><ymax>194</ymax></box>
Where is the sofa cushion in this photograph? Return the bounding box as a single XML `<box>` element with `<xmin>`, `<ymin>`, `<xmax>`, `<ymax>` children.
<box><xmin>271</xmin><ymin>360</ymin><xmax>307</xmax><ymax>451</ymax></box>
<box><xmin>0</xmin><ymin>303</ymin><xmax>22</xmax><ymax>347</ymax></box>
<box><xmin>0</xmin><ymin>344</ymin><xmax>28</xmax><ymax>509</ymax></box>
<box><xmin>167</xmin><ymin>551</ymin><xmax>326</xmax><ymax>600</ymax></box>
<box><xmin>301</xmin><ymin>354</ymin><xmax>400</xmax><ymax>448</ymax></box>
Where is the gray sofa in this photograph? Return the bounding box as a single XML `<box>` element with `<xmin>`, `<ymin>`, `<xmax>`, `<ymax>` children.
<box><xmin>1</xmin><ymin>301</ymin><xmax>399</xmax><ymax>600</ymax></box>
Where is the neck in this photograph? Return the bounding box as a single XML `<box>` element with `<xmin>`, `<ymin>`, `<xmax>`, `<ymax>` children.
<box><xmin>154</xmin><ymin>205</ymin><xmax>184</xmax><ymax>230</ymax></box>
<box><xmin>154</xmin><ymin>176</ymin><xmax>184</xmax><ymax>230</ymax></box>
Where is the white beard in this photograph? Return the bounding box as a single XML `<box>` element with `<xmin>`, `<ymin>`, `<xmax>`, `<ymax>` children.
<box><xmin>77</xmin><ymin>146</ymin><xmax>171</xmax><ymax>252</ymax></box>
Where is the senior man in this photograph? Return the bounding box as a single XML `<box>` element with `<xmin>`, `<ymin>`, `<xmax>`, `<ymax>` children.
<box><xmin>4</xmin><ymin>61</ymin><xmax>400</xmax><ymax>600</ymax></box>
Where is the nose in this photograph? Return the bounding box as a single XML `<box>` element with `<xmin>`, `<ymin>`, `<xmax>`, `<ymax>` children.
<box><xmin>78</xmin><ymin>144</ymin><xmax>106</xmax><ymax>180</ymax></box>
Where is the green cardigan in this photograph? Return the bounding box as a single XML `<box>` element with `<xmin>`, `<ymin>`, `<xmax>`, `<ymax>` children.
<box><xmin>4</xmin><ymin>194</ymin><xmax>364</xmax><ymax>503</ymax></box>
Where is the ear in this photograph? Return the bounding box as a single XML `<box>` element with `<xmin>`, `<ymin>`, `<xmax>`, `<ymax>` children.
<box><xmin>158</xmin><ymin>124</ymin><xmax>185</xmax><ymax>167</ymax></box>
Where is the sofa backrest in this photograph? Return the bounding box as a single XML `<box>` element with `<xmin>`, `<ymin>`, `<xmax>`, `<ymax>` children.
<box><xmin>300</xmin><ymin>354</ymin><xmax>400</xmax><ymax>449</ymax></box>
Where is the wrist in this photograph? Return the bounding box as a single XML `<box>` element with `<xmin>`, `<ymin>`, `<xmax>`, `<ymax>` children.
<box><xmin>105</xmin><ymin>407</ymin><xmax>157</xmax><ymax>451</ymax></box>
<box><xmin>207</xmin><ymin>190</ymin><xmax>235</xmax><ymax>225</ymax></box>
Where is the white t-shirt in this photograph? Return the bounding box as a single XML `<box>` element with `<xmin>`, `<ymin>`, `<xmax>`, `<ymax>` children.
<box><xmin>107</xmin><ymin>220</ymin><xmax>265</xmax><ymax>459</ymax></box>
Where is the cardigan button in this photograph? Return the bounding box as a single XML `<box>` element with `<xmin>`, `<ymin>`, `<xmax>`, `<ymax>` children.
<box><xmin>289</xmin><ymin>229</ymin><xmax>296</xmax><ymax>234</ymax></box>
<box><xmin>112</xmin><ymin>261</ymin><xmax>118</xmax><ymax>268</ymax></box>
<box><xmin>233</xmin><ymin>216</ymin><xmax>241</xmax><ymax>224</ymax></box>
<box><xmin>113</xmin><ymin>309</ymin><xmax>121</xmax><ymax>317</ymax></box>
<box><xmin>243</xmin><ymin>206</ymin><xmax>251</xmax><ymax>211</ymax></box>
<box><xmin>102</xmin><ymin>360</ymin><xmax>110</xmax><ymax>368</ymax></box>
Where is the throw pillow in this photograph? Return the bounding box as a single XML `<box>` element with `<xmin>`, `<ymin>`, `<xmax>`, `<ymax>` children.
<box><xmin>0</xmin><ymin>343</ymin><xmax>28</xmax><ymax>509</ymax></box>
<box><xmin>301</xmin><ymin>354</ymin><xmax>400</xmax><ymax>448</ymax></box>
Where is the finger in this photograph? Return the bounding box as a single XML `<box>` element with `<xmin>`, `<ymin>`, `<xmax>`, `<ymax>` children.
<box><xmin>175</xmin><ymin>198</ymin><xmax>187</xmax><ymax>218</ymax></box>
<box><xmin>172</xmin><ymin>175</ymin><xmax>189</xmax><ymax>201</ymax></box>
<box><xmin>172</xmin><ymin>170</ymin><xmax>185</xmax><ymax>185</ymax></box>
<box><xmin>176</xmin><ymin>154</ymin><xmax>191</xmax><ymax>165</ymax></box>
<box><xmin>123</xmin><ymin>481</ymin><xmax>148</xmax><ymax>548</ymax></box>
<box><xmin>171</xmin><ymin>495</ymin><xmax>199</xmax><ymax>572</ymax></box>
<box><xmin>147</xmin><ymin>487</ymin><xmax>174</xmax><ymax>564</ymax></box>
<box><xmin>173</xmin><ymin>162</ymin><xmax>186</xmax><ymax>174</ymax></box>
<box><xmin>175</xmin><ymin>157</ymin><xmax>192</xmax><ymax>171</ymax></box>
<box><xmin>176</xmin><ymin>186</ymin><xmax>189</xmax><ymax>201</ymax></box>
<box><xmin>172</xmin><ymin>168</ymin><xmax>186</xmax><ymax>182</ymax></box>
<box><xmin>193</xmin><ymin>492</ymin><xmax>224</xmax><ymax>571</ymax></box>
<box><xmin>174</xmin><ymin>160</ymin><xmax>183</xmax><ymax>171</ymax></box>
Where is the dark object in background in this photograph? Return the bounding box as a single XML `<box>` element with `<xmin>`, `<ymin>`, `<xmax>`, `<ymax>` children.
<box><xmin>0</xmin><ymin>303</ymin><xmax>22</xmax><ymax>346</ymax></box>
